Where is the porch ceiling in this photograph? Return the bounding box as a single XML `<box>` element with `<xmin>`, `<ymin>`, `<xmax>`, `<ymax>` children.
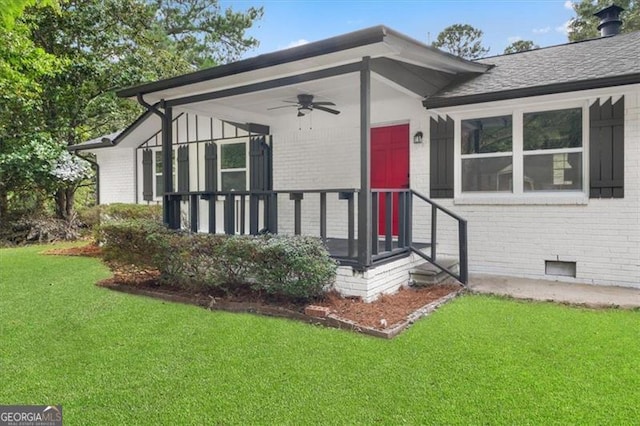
<box><xmin>175</xmin><ymin>72</ymin><xmax>406</xmax><ymax>123</ymax></box>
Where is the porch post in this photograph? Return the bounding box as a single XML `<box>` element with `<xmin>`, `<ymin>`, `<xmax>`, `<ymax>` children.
<box><xmin>357</xmin><ymin>57</ymin><xmax>372</xmax><ymax>267</ymax></box>
<box><xmin>161</xmin><ymin>103</ymin><xmax>177</xmax><ymax>228</ymax></box>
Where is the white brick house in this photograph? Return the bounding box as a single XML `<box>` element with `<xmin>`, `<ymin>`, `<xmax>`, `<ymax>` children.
<box><xmin>73</xmin><ymin>7</ymin><xmax>640</xmax><ymax>300</ymax></box>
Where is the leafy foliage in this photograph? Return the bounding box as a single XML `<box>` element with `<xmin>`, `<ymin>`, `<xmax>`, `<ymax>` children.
<box><xmin>99</xmin><ymin>220</ymin><xmax>337</xmax><ymax>301</ymax></box>
<box><xmin>78</xmin><ymin>202</ymin><xmax>162</xmax><ymax>231</ymax></box>
<box><xmin>432</xmin><ymin>23</ymin><xmax>490</xmax><ymax>59</ymax></box>
<box><xmin>568</xmin><ymin>0</ymin><xmax>640</xmax><ymax>41</ymax></box>
<box><xmin>1</xmin><ymin>0</ymin><xmax>262</xmax><ymax>221</ymax></box>
<box><xmin>504</xmin><ymin>39</ymin><xmax>539</xmax><ymax>54</ymax></box>
<box><xmin>154</xmin><ymin>0</ymin><xmax>263</xmax><ymax>68</ymax></box>
<box><xmin>0</xmin><ymin>0</ymin><xmax>57</xmax><ymax>29</ymax></box>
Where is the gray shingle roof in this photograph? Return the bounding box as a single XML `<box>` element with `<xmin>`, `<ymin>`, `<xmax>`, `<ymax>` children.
<box><xmin>424</xmin><ymin>31</ymin><xmax>640</xmax><ymax>108</ymax></box>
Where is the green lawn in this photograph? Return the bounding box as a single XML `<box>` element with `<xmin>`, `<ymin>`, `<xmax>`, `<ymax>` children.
<box><xmin>1</xmin><ymin>244</ymin><xmax>639</xmax><ymax>425</ymax></box>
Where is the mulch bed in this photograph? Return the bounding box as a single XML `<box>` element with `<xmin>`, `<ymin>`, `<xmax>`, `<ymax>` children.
<box><xmin>44</xmin><ymin>244</ymin><xmax>462</xmax><ymax>338</ymax></box>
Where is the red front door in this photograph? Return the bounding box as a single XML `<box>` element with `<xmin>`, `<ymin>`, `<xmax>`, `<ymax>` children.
<box><xmin>371</xmin><ymin>124</ymin><xmax>410</xmax><ymax>236</ymax></box>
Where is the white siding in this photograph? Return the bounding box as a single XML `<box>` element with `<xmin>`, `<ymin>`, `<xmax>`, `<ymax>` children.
<box><xmin>95</xmin><ymin>147</ymin><xmax>136</xmax><ymax>204</ymax></box>
<box><xmin>426</xmin><ymin>85</ymin><xmax>640</xmax><ymax>288</ymax></box>
<box><xmin>271</xmin><ymin>95</ymin><xmax>428</xmax><ymax>238</ymax></box>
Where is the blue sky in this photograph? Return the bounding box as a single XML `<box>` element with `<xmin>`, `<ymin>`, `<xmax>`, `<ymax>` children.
<box><xmin>221</xmin><ymin>0</ymin><xmax>578</xmax><ymax>58</ymax></box>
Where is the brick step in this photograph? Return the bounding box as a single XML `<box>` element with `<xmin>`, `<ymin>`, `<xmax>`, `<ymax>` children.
<box><xmin>409</xmin><ymin>258</ymin><xmax>459</xmax><ymax>286</ymax></box>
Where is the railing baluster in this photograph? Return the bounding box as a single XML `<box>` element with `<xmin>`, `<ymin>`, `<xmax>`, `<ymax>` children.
<box><xmin>208</xmin><ymin>195</ymin><xmax>216</xmax><ymax>234</ymax></box>
<box><xmin>224</xmin><ymin>194</ymin><xmax>235</xmax><ymax>235</ymax></box>
<box><xmin>268</xmin><ymin>193</ymin><xmax>278</xmax><ymax>233</ymax></box>
<box><xmin>406</xmin><ymin>193</ymin><xmax>412</xmax><ymax>247</ymax></box>
<box><xmin>459</xmin><ymin>219</ymin><xmax>468</xmax><ymax>284</ymax></box>
<box><xmin>371</xmin><ymin>191</ymin><xmax>378</xmax><ymax>255</ymax></box>
<box><xmin>431</xmin><ymin>204</ymin><xmax>437</xmax><ymax>261</ymax></box>
<box><xmin>320</xmin><ymin>192</ymin><xmax>327</xmax><ymax>242</ymax></box>
<box><xmin>385</xmin><ymin>191</ymin><xmax>392</xmax><ymax>252</ymax></box>
<box><xmin>189</xmin><ymin>194</ymin><xmax>198</xmax><ymax>233</ymax></box>
<box><xmin>249</xmin><ymin>194</ymin><xmax>259</xmax><ymax>235</ymax></box>
<box><xmin>398</xmin><ymin>191</ymin><xmax>406</xmax><ymax>248</ymax></box>
<box><xmin>290</xmin><ymin>193</ymin><xmax>303</xmax><ymax>235</ymax></box>
<box><xmin>348</xmin><ymin>193</ymin><xmax>355</xmax><ymax>258</ymax></box>
<box><xmin>239</xmin><ymin>195</ymin><xmax>246</xmax><ymax>234</ymax></box>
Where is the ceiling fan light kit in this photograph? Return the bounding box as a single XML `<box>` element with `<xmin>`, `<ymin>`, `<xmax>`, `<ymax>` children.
<box><xmin>268</xmin><ymin>94</ymin><xmax>341</xmax><ymax>117</ymax></box>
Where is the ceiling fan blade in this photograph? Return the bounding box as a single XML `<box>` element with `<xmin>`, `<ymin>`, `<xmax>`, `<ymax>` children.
<box><xmin>267</xmin><ymin>105</ymin><xmax>298</xmax><ymax>110</ymax></box>
<box><xmin>311</xmin><ymin>101</ymin><xmax>336</xmax><ymax>106</ymax></box>
<box><xmin>314</xmin><ymin>105</ymin><xmax>341</xmax><ymax>115</ymax></box>
<box><xmin>297</xmin><ymin>110</ymin><xmax>305</xmax><ymax>117</ymax></box>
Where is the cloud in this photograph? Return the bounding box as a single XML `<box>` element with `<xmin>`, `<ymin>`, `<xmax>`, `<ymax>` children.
<box><xmin>285</xmin><ymin>39</ymin><xmax>309</xmax><ymax>49</ymax></box>
<box><xmin>533</xmin><ymin>26</ymin><xmax>551</xmax><ymax>34</ymax></box>
<box><xmin>556</xmin><ymin>20</ymin><xmax>572</xmax><ymax>35</ymax></box>
<box><xmin>564</xmin><ymin>1</ymin><xmax>574</xmax><ymax>10</ymax></box>
<box><xmin>507</xmin><ymin>36</ymin><xmax>522</xmax><ymax>43</ymax></box>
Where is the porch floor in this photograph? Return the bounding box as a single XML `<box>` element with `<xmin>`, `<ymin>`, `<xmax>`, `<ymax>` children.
<box><xmin>325</xmin><ymin>238</ymin><xmax>429</xmax><ymax>261</ymax></box>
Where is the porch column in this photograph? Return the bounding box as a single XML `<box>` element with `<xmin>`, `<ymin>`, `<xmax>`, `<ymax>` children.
<box><xmin>357</xmin><ymin>57</ymin><xmax>372</xmax><ymax>267</ymax></box>
<box><xmin>161</xmin><ymin>103</ymin><xmax>177</xmax><ymax>228</ymax></box>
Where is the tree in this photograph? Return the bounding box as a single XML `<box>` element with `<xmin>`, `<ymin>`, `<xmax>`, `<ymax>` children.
<box><xmin>568</xmin><ymin>0</ymin><xmax>640</xmax><ymax>41</ymax></box>
<box><xmin>0</xmin><ymin>21</ymin><xmax>63</xmax><ymax>219</ymax></box>
<box><xmin>503</xmin><ymin>40</ymin><xmax>539</xmax><ymax>54</ymax></box>
<box><xmin>432</xmin><ymin>24</ymin><xmax>490</xmax><ymax>60</ymax></box>
<box><xmin>0</xmin><ymin>0</ymin><xmax>57</xmax><ymax>29</ymax></box>
<box><xmin>11</xmin><ymin>0</ymin><xmax>262</xmax><ymax>220</ymax></box>
<box><xmin>154</xmin><ymin>0</ymin><xmax>262</xmax><ymax>68</ymax></box>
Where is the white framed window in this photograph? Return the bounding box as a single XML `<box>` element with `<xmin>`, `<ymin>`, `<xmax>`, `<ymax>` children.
<box><xmin>218</xmin><ymin>140</ymin><xmax>248</xmax><ymax>191</ymax></box>
<box><xmin>454</xmin><ymin>101</ymin><xmax>588</xmax><ymax>202</ymax></box>
<box><xmin>461</xmin><ymin>115</ymin><xmax>513</xmax><ymax>192</ymax></box>
<box><xmin>522</xmin><ymin>108</ymin><xmax>583</xmax><ymax>192</ymax></box>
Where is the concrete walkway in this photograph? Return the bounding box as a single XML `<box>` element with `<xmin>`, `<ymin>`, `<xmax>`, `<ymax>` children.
<box><xmin>468</xmin><ymin>274</ymin><xmax>640</xmax><ymax>309</ymax></box>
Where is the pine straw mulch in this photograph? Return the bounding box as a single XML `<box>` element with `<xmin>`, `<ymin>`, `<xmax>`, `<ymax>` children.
<box><xmin>43</xmin><ymin>244</ymin><xmax>462</xmax><ymax>332</ymax></box>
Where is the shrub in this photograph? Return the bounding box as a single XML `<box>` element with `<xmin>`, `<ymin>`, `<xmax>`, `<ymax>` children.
<box><xmin>252</xmin><ymin>235</ymin><xmax>337</xmax><ymax>300</ymax></box>
<box><xmin>76</xmin><ymin>205</ymin><xmax>102</xmax><ymax>229</ymax></box>
<box><xmin>98</xmin><ymin>220</ymin><xmax>337</xmax><ymax>301</ymax></box>
<box><xmin>102</xmin><ymin>203</ymin><xmax>162</xmax><ymax>222</ymax></box>
<box><xmin>99</xmin><ymin>219</ymin><xmax>171</xmax><ymax>269</ymax></box>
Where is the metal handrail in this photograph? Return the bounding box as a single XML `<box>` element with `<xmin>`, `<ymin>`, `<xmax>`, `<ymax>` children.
<box><xmin>409</xmin><ymin>189</ymin><xmax>468</xmax><ymax>285</ymax></box>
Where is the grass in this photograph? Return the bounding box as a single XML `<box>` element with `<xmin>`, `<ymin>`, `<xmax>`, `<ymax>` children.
<box><xmin>1</xmin><ymin>243</ymin><xmax>640</xmax><ymax>425</ymax></box>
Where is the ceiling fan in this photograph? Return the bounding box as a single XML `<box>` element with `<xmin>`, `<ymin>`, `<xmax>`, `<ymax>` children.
<box><xmin>268</xmin><ymin>94</ymin><xmax>340</xmax><ymax>117</ymax></box>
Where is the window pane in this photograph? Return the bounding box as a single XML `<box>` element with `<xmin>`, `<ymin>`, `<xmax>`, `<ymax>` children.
<box><xmin>156</xmin><ymin>177</ymin><xmax>163</xmax><ymax>196</ymax></box>
<box><xmin>462</xmin><ymin>115</ymin><xmax>512</xmax><ymax>154</ymax></box>
<box><xmin>155</xmin><ymin>151</ymin><xmax>162</xmax><ymax>173</ymax></box>
<box><xmin>221</xmin><ymin>171</ymin><xmax>246</xmax><ymax>191</ymax></box>
<box><xmin>462</xmin><ymin>157</ymin><xmax>513</xmax><ymax>192</ymax></box>
<box><xmin>524</xmin><ymin>152</ymin><xmax>582</xmax><ymax>191</ymax></box>
<box><xmin>221</xmin><ymin>143</ymin><xmax>246</xmax><ymax>169</ymax></box>
<box><xmin>524</xmin><ymin>108</ymin><xmax>582</xmax><ymax>150</ymax></box>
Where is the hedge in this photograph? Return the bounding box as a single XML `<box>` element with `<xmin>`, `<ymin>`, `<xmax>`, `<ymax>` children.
<box><xmin>99</xmin><ymin>220</ymin><xmax>337</xmax><ymax>301</ymax></box>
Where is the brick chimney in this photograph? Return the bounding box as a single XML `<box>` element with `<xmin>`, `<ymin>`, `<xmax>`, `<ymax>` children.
<box><xmin>594</xmin><ymin>4</ymin><xmax>625</xmax><ymax>37</ymax></box>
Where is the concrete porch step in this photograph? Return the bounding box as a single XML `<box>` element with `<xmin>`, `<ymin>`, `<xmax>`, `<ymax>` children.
<box><xmin>410</xmin><ymin>258</ymin><xmax>459</xmax><ymax>287</ymax></box>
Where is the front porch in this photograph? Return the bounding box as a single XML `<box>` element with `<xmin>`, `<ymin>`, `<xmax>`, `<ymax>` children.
<box><xmin>119</xmin><ymin>26</ymin><xmax>481</xmax><ymax>299</ymax></box>
<box><xmin>162</xmin><ymin>186</ymin><xmax>467</xmax><ymax>299</ymax></box>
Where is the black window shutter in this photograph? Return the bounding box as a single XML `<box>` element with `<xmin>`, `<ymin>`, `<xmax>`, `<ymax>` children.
<box><xmin>142</xmin><ymin>149</ymin><xmax>153</xmax><ymax>201</ymax></box>
<box><xmin>177</xmin><ymin>145</ymin><xmax>189</xmax><ymax>193</ymax></box>
<box><xmin>430</xmin><ymin>116</ymin><xmax>454</xmax><ymax>198</ymax></box>
<box><xmin>250</xmin><ymin>136</ymin><xmax>272</xmax><ymax>191</ymax></box>
<box><xmin>204</xmin><ymin>143</ymin><xmax>218</xmax><ymax>192</ymax></box>
<box><xmin>590</xmin><ymin>97</ymin><xmax>624</xmax><ymax>198</ymax></box>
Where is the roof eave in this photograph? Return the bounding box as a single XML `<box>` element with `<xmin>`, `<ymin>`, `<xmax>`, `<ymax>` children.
<box><xmin>382</xmin><ymin>28</ymin><xmax>491</xmax><ymax>74</ymax></box>
<box><xmin>68</xmin><ymin>140</ymin><xmax>114</xmax><ymax>152</ymax></box>
<box><xmin>423</xmin><ymin>73</ymin><xmax>640</xmax><ymax>109</ymax></box>
<box><xmin>116</xmin><ymin>26</ymin><xmax>389</xmax><ymax>99</ymax></box>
